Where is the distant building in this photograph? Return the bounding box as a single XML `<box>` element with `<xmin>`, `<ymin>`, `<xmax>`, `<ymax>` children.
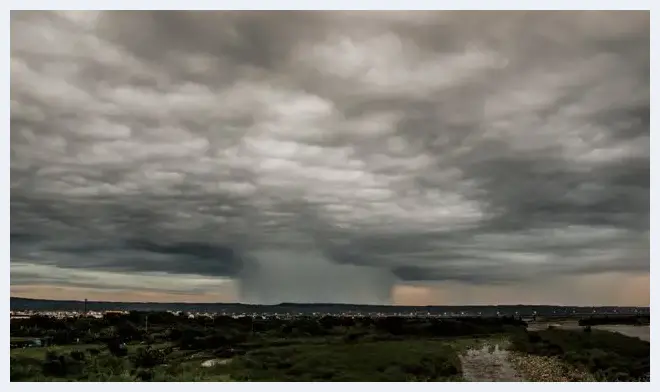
<box><xmin>104</xmin><ymin>311</ymin><xmax>127</xmax><ymax>315</ymax></box>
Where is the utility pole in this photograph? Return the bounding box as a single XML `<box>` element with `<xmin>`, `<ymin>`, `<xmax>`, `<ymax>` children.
<box><xmin>145</xmin><ymin>315</ymin><xmax>149</xmax><ymax>333</ymax></box>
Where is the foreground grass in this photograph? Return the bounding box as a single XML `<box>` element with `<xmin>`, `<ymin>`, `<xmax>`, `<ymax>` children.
<box><xmin>10</xmin><ymin>342</ymin><xmax>170</xmax><ymax>360</ymax></box>
<box><xmin>10</xmin><ymin>344</ymin><xmax>103</xmax><ymax>359</ymax></box>
<box><xmin>10</xmin><ymin>347</ymin><xmax>232</xmax><ymax>382</ymax></box>
<box><xmin>11</xmin><ymin>339</ymin><xmax>463</xmax><ymax>382</ymax></box>
<box><xmin>225</xmin><ymin>340</ymin><xmax>462</xmax><ymax>381</ymax></box>
<box><xmin>10</xmin><ymin>329</ymin><xmax>650</xmax><ymax>382</ymax></box>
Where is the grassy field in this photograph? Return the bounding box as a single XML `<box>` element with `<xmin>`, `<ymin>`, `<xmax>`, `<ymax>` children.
<box><xmin>10</xmin><ymin>344</ymin><xmax>103</xmax><ymax>359</ymax></box>
<box><xmin>225</xmin><ymin>340</ymin><xmax>463</xmax><ymax>381</ymax></box>
<box><xmin>10</xmin><ymin>339</ymin><xmax>464</xmax><ymax>382</ymax></box>
<box><xmin>9</xmin><ymin>318</ymin><xmax>650</xmax><ymax>382</ymax></box>
<box><xmin>10</xmin><ymin>341</ymin><xmax>171</xmax><ymax>359</ymax></box>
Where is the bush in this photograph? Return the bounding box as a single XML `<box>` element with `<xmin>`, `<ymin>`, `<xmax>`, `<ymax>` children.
<box><xmin>42</xmin><ymin>351</ymin><xmax>83</xmax><ymax>378</ymax></box>
<box><xmin>131</xmin><ymin>347</ymin><xmax>165</xmax><ymax>369</ymax></box>
<box><xmin>84</xmin><ymin>353</ymin><xmax>131</xmax><ymax>380</ymax></box>
<box><xmin>343</xmin><ymin>332</ymin><xmax>367</xmax><ymax>343</ymax></box>
<box><xmin>10</xmin><ymin>357</ymin><xmax>43</xmax><ymax>381</ymax></box>
<box><xmin>70</xmin><ymin>350</ymin><xmax>85</xmax><ymax>361</ymax></box>
<box><xmin>136</xmin><ymin>369</ymin><xmax>154</xmax><ymax>381</ymax></box>
<box><xmin>107</xmin><ymin>339</ymin><xmax>128</xmax><ymax>357</ymax></box>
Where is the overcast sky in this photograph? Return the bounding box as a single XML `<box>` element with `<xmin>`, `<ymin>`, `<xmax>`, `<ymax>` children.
<box><xmin>10</xmin><ymin>11</ymin><xmax>649</xmax><ymax>306</ymax></box>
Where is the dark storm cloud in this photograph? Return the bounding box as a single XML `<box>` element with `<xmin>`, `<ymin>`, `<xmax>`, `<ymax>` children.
<box><xmin>10</xmin><ymin>11</ymin><xmax>649</xmax><ymax>303</ymax></box>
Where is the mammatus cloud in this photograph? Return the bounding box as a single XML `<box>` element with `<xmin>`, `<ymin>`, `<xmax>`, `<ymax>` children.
<box><xmin>11</xmin><ymin>11</ymin><xmax>649</xmax><ymax>304</ymax></box>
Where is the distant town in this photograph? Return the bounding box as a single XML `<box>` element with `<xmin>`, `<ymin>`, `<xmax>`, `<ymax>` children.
<box><xmin>10</xmin><ymin>297</ymin><xmax>649</xmax><ymax>320</ymax></box>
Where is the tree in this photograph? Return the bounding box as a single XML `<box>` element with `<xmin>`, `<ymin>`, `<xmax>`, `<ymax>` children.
<box><xmin>116</xmin><ymin>321</ymin><xmax>141</xmax><ymax>341</ymax></box>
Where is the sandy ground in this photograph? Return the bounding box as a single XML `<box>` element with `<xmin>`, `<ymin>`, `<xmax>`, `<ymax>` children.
<box><xmin>459</xmin><ymin>343</ymin><xmax>522</xmax><ymax>382</ymax></box>
<box><xmin>459</xmin><ymin>340</ymin><xmax>596</xmax><ymax>382</ymax></box>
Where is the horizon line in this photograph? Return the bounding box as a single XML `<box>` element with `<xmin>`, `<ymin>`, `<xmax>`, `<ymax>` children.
<box><xmin>10</xmin><ymin>296</ymin><xmax>650</xmax><ymax>309</ymax></box>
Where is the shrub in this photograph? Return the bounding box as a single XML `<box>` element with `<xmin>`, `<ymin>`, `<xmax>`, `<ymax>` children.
<box><xmin>85</xmin><ymin>353</ymin><xmax>129</xmax><ymax>379</ymax></box>
<box><xmin>131</xmin><ymin>347</ymin><xmax>165</xmax><ymax>369</ymax></box>
<box><xmin>10</xmin><ymin>357</ymin><xmax>43</xmax><ymax>381</ymax></box>
<box><xmin>136</xmin><ymin>369</ymin><xmax>154</xmax><ymax>381</ymax></box>
<box><xmin>42</xmin><ymin>352</ymin><xmax>83</xmax><ymax>378</ymax></box>
<box><xmin>70</xmin><ymin>350</ymin><xmax>85</xmax><ymax>361</ymax></box>
<box><xmin>107</xmin><ymin>340</ymin><xmax>128</xmax><ymax>357</ymax></box>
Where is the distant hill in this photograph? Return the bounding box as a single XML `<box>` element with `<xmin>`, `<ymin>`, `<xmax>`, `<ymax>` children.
<box><xmin>9</xmin><ymin>297</ymin><xmax>649</xmax><ymax>317</ymax></box>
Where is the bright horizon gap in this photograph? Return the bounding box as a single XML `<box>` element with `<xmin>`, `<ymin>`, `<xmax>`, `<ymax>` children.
<box><xmin>10</xmin><ymin>270</ymin><xmax>650</xmax><ymax>307</ymax></box>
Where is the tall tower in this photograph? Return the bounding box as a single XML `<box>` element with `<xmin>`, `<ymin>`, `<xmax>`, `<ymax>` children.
<box><xmin>84</xmin><ymin>298</ymin><xmax>88</xmax><ymax>315</ymax></box>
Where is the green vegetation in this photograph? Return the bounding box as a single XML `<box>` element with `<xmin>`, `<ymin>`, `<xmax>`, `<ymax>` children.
<box><xmin>10</xmin><ymin>311</ymin><xmax>650</xmax><ymax>382</ymax></box>
<box><xmin>10</xmin><ymin>339</ymin><xmax>464</xmax><ymax>382</ymax></box>
<box><xmin>227</xmin><ymin>341</ymin><xmax>462</xmax><ymax>381</ymax></box>
<box><xmin>509</xmin><ymin>328</ymin><xmax>650</xmax><ymax>381</ymax></box>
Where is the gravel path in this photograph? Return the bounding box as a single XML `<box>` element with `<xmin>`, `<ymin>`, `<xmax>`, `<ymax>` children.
<box><xmin>459</xmin><ymin>343</ymin><xmax>523</xmax><ymax>382</ymax></box>
<box><xmin>509</xmin><ymin>353</ymin><xmax>594</xmax><ymax>382</ymax></box>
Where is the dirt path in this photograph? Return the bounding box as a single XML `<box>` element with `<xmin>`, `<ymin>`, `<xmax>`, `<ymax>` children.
<box><xmin>201</xmin><ymin>358</ymin><xmax>233</xmax><ymax>368</ymax></box>
<box><xmin>459</xmin><ymin>343</ymin><xmax>523</xmax><ymax>382</ymax></box>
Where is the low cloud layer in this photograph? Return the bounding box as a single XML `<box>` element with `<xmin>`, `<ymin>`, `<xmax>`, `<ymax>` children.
<box><xmin>11</xmin><ymin>11</ymin><xmax>649</xmax><ymax>304</ymax></box>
